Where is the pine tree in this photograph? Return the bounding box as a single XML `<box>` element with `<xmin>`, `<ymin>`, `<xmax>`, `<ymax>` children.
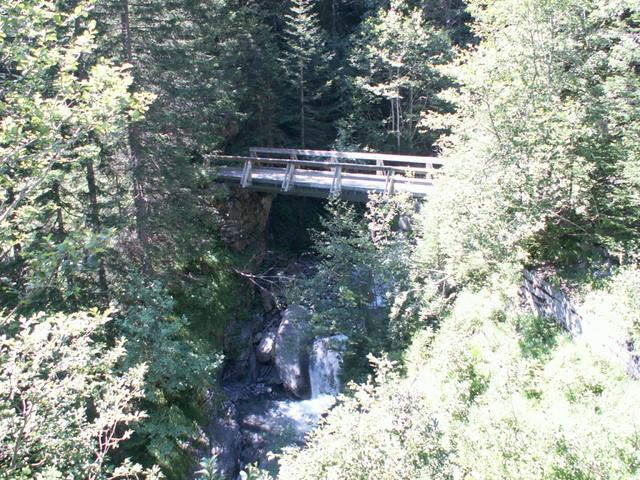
<box><xmin>280</xmin><ymin>0</ymin><xmax>336</xmax><ymax>148</ymax></box>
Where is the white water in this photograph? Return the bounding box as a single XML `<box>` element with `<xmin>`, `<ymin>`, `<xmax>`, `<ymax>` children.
<box><xmin>263</xmin><ymin>333</ymin><xmax>348</xmax><ymax>439</ymax></box>
<box><xmin>269</xmin><ymin>394</ymin><xmax>337</xmax><ymax>435</ymax></box>
<box><xmin>309</xmin><ymin>334</ymin><xmax>348</xmax><ymax>398</ymax></box>
<box><xmin>237</xmin><ymin>334</ymin><xmax>348</xmax><ymax>474</ymax></box>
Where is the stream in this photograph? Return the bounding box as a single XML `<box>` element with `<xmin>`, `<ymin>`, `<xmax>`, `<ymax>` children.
<box><xmin>232</xmin><ymin>334</ymin><xmax>347</xmax><ymax>476</ymax></box>
<box><xmin>204</xmin><ymin>291</ymin><xmax>349</xmax><ymax>479</ymax></box>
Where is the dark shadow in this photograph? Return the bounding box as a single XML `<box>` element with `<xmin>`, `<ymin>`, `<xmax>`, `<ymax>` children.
<box><xmin>266</xmin><ymin>195</ymin><xmax>328</xmax><ymax>254</ymax></box>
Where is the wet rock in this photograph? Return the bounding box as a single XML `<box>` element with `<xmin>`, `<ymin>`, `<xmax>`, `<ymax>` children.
<box><xmin>225</xmin><ymin>315</ymin><xmax>264</xmax><ymax>383</ymax></box>
<box><xmin>260</xmin><ymin>288</ymin><xmax>276</xmax><ymax>313</ymax></box>
<box><xmin>256</xmin><ymin>329</ymin><xmax>276</xmax><ymax>363</ymax></box>
<box><xmin>257</xmin><ymin>363</ymin><xmax>281</xmax><ymax>385</ymax></box>
<box><xmin>274</xmin><ymin>305</ymin><xmax>312</xmax><ymax>398</ymax></box>
<box><xmin>206</xmin><ymin>400</ymin><xmax>241</xmax><ymax>480</ymax></box>
<box><xmin>239</xmin><ymin>445</ymin><xmax>260</xmax><ymax>465</ymax></box>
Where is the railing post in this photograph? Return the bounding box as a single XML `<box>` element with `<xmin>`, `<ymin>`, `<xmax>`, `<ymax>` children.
<box><xmin>241</xmin><ymin>159</ymin><xmax>253</xmax><ymax>187</ymax></box>
<box><xmin>330</xmin><ymin>165</ymin><xmax>342</xmax><ymax>197</ymax></box>
<box><xmin>376</xmin><ymin>157</ymin><xmax>384</xmax><ymax>176</ymax></box>
<box><xmin>384</xmin><ymin>170</ymin><xmax>395</xmax><ymax>195</ymax></box>
<box><xmin>241</xmin><ymin>148</ymin><xmax>259</xmax><ymax>187</ymax></box>
<box><xmin>282</xmin><ymin>162</ymin><xmax>296</xmax><ymax>192</ymax></box>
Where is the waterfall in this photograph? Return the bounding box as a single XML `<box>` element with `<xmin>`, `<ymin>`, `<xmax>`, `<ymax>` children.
<box><xmin>309</xmin><ymin>334</ymin><xmax>348</xmax><ymax>398</ymax></box>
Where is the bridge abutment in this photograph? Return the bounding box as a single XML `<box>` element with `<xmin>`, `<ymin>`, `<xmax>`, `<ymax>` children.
<box><xmin>216</xmin><ymin>185</ymin><xmax>274</xmax><ymax>254</ymax></box>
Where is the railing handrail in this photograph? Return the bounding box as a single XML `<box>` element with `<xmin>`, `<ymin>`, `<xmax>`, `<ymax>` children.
<box><xmin>249</xmin><ymin>147</ymin><xmax>442</xmax><ymax>167</ymax></box>
<box><xmin>210</xmin><ymin>155</ymin><xmax>438</xmax><ymax>177</ymax></box>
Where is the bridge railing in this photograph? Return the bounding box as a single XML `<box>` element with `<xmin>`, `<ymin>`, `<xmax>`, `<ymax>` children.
<box><xmin>248</xmin><ymin>147</ymin><xmax>443</xmax><ymax>169</ymax></box>
<box><xmin>209</xmin><ymin>148</ymin><xmax>441</xmax><ymax>196</ymax></box>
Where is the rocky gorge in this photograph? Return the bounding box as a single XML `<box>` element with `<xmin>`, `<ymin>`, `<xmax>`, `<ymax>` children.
<box><xmin>201</xmin><ymin>294</ymin><xmax>348</xmax><ymax>479</ymax></box>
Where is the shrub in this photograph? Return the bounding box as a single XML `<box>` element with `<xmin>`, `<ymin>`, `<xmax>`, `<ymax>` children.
<box><xmin>0</xmin><ymin>310</ymin><xmax>161</xmax><ymax>479</ymax></box>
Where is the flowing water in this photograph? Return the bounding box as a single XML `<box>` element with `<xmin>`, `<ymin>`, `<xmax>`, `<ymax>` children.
<box><xmin>309</xmin><ymin>334</ymin><xmax>348</xmax><ymax>398</ymax></box>
<box><xmin>235</xmin><ymin>334</ymin><xmax>347</xmax><ymax>475</ymax></box>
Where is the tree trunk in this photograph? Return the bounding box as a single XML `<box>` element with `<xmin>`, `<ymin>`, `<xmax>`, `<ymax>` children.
<box><xmin>120</xmin><ymin>0</ymin><xmax>151</xmax><ymax>273</ymax></box>
<box><xmin>396</xmin><ymin>67</ymin><xmax>402</xmax><ymax>151</ymax></box>
<box><xmin>6</xmin><ymin>187</ymin><xmax>21</xmax><ymax>262</ymax></box>
<box><xmin>408</xmin><ymin>85</ymin><xmax>414</xmax><ymax>151</ymax></box>
<box><xmin>51</xmin><ymin>180</ymin><xmax>76</xmax><ymax>305</ymax></box>
<box><xmin>51</xmin><ymin>182</ymin><xmax>65</xmax><ymax>245</ymax></box>
<box><xmin>395</xmin><ymin>96</ymin><xmax>401</xmax><ymax>151</ymax></box>
<box><xmin>331</xmin><ymin>0</ymin><xmax>337</xmax><ymax>39</ymax></box>
<box><xmin>300</xmin><ymin>65</ymin><xmax>305</xmax><ymax>149</ymax></box>
<box><xmin>86</xmin><ymin>158</ymin><xmax>109</xmax><ymax>303</ymax></box>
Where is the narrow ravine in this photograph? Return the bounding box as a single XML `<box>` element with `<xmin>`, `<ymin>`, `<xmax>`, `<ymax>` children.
<box><xmin>201</xmin><ymin>256</ymin><xmax>348</xmax><ymax>479</ymax></box>
<box><xmin>218</xmin><ymin>305</ymin><xmax>347</xmax><ymax>478</ymax></box>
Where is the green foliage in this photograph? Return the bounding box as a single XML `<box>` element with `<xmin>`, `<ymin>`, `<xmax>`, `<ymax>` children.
<box><xmin>240</xmin><ymin>464</ymin><xmax>274</xmax><ymax>480</ymax></box>
<box><xmin>115</xmin><ymin>281</ymin><xmax>222</xmax><ymax>475</ymax></box>
<box><xmin>278</xmin><ymin>354</ymin><xmax>454</xmax><ymax>480</ymax></box>
<box><xmin>280</xmin><ymin>0</ymin><xmax>338</xmax><ymax>148</ymax></box>
<box><xmin>288</xmin><ymin>194</ymin><xmax>421</xmax><ymax>352</ymax></box>
<box><xmin>0</xmin><ymin>310</ymin><xmax>161</xmax><ymax>479</ymax></box>
<box><xmin>195</xmin><ymin>456</ymin><xmax>223</xmax><ymax>480</ymax></box>
<box><xmin>347</xmin><ymin>0</ymin><xmax>454</xmax><ymax>152</ymax></box>
<box><xmin>419</xmin><ymin>0</ymin><xmax>640</xmax><ymax>283</ymax></box>
<box><xmin>580</xmin><ymin>266</ymin><xmax>640</xmax><ymax>352</ymax></box>
<box><xmin>0</xmin><ymin>0</ymin><xmax>149</xmax><ymax>312</ymax></box>
<box><xmin>289</xmin><ymin>200</ymin><xmax>375</xmax><ymax>335</ymax></box>
<box><xmin>279</xmin><ymin>286</ymin><xmax>640</xmax><ymax>479</ymax></box>
<box><xmin>4</xmin><ymin>0</ymin><xmax>639</xmax><ymax>479</ymax></box>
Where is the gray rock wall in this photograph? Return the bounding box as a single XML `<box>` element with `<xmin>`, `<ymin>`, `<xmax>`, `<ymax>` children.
<box><xmin>216</xmin><ymin>185</ymin><xmax>274</xmax><ymax>253</ymax></box>
<box><xmin>521</xmin><ymin>270</ymin><xmax>640</xmax><ymax>379</ymax></box>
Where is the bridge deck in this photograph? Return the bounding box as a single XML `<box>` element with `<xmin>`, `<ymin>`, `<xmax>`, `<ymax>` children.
<box><xmin>216</xmin><ymin>166</ymin><xmax>434</xmax><ymax>198</ymax></box>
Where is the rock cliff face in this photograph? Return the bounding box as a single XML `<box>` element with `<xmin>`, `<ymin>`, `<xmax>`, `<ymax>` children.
<box><xmin>274</xmin><ymin>306</ymin><xmax>313</xmax><ymax>399</ymax></box>
<box><xmin>216</xmin><ymin>185</ymin><xmax>274</xmax><ymax>253</ymax></box>
<box><xmin>521</xmin><ymin>270</ymin><xmax>640</xmax><ymax>379</ymax></box>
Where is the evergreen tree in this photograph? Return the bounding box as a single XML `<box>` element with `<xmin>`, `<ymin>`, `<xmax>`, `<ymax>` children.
<box><xmin>280</xmin><ymin>0</ymin><xmax>336</xmax><ymax>148</ymax></box>
<box><xmin>419</xmin><ymin>0</ymin><xmax>640</xmax><ymax>281</ymax></box>
<box><xmin>419</xmin><ymin>0</ymin><xmax>474</xmax><ymax>45</ymax></box>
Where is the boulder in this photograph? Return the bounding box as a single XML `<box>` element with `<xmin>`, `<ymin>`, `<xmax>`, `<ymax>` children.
<box><xmin>274</xmin><ymin>305</ymin><xmax>312</xmax><ymax>398</ymax></box>
<box><xmin>256</xmin><ymin>329</ymin><xmax>276</xmax><ymax>363</ymax></box>
<box><xmin>260</xmin><ymin>288</ymin><xmax>276</xmax><ymax>313</ymax></box>
<box><xmin>205</xmin><ymin>400</ymin><xmax>241</xmax><ymax>480</ymax></box>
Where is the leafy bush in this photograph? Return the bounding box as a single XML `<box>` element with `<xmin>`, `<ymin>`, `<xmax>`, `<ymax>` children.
<box><xmin>580</xmin><ymin>266</ymin><xmax>640</xmax><ymax>355</ymax></box>
<box><xmin>279</xmin><ymin>286</ymin><xmax>640</xmax><ymax>479</ymax></box>
<box><xmin>0</xmin><ymin>310</ymin><xmax>161</xmax><ymax>479</ymax></box>
<box><xmin>278</xmin><ymin>355</ymin><xmax>454</xmax><ymax>480</ymax></box>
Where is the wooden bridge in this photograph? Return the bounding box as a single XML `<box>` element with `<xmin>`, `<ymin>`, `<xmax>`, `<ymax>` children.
<box><xmin>209</xmin><ymin>147</ymin><xmax>441</xmax><ymax>201</ymax></box>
